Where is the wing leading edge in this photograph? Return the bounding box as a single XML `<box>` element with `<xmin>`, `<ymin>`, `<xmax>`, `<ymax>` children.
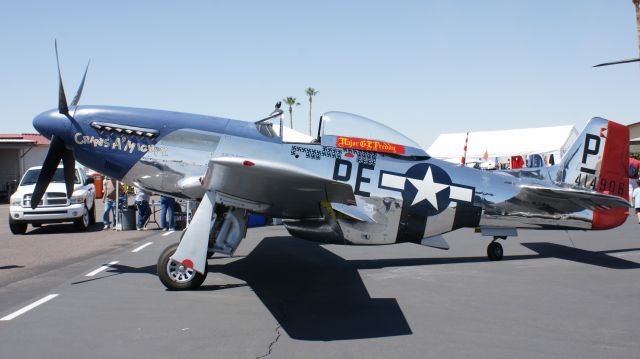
<box><xmin>202</xmin><ymin>157</ymin><xmax>356</xmax><ymax>218</ymax></box>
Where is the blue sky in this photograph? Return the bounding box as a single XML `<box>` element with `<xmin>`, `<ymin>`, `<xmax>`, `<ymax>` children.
<box><xmin>1</xmin><ymin>0</ymin><xmax>638</xmax><ymax>148</ymax></box>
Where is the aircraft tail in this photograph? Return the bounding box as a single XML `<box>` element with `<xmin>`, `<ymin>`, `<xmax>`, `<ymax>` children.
<box><xmin>557</xmin><ymin>117</ymin><xmax>629</xmax><ymax>229</ymax></box>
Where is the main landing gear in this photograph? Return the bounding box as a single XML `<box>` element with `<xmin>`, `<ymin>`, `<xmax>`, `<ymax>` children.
<box><xmin>487</xmin><ymin>236</ymin><xmax>506</xmax><ymax>261</ymax></box>
<box><xmin>156</xmin><ymin>191</ymin><xmax>249</xmax><ymax>291</ymax></box>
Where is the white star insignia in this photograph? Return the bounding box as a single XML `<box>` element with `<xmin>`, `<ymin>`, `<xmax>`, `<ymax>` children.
<box><xmin>407</xmin><ymin>167</ymin><xmax>449</xmax><ymax>209</ymax></box>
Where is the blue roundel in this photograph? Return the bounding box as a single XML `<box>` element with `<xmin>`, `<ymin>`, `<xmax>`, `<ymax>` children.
<box><xmin>402</xmin><ymin>163</ymin><xmax>453</xmax><ymax>217</ymax></box>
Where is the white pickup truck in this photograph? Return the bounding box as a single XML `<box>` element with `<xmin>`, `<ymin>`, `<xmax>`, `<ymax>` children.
<box><xmin>8</xmin><ymin>166</ymin><xmax>96</xmax><ymax>234</ymax></box>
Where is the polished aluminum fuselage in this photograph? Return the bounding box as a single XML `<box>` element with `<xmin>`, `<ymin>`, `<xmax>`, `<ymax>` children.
<box><xmin>33</xmin><ymin>106</ymin><xmax>622</xmax><ymax>246</ymax></box>
<box><xmin>121</xmin><ymin>129</ymin><xmax>594</xmax><ymax>245</ymax></box>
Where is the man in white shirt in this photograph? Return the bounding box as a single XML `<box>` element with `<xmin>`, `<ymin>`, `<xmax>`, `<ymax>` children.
<box><xmin>135</xmin><ymin>186</ymin><xmax>151</xmax><ymax>230</ymax></box>
<box><xmin>632</xmin><ymin>179</ymin><xmax>640</xmax><ymax>224</ymax></box>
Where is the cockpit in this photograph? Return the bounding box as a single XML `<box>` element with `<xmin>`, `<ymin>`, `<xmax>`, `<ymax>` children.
<box><xmin>255</xmin><ymin>109</ymin><xmax>428</xmax><ymax>158</ymax></box>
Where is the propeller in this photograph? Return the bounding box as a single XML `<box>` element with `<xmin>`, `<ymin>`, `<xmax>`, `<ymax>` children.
<box><xmin>30</xmin><ymin>41</ymin><xmax>90</xmax><ymax>209</ymax></box>
<box><xmin>593</xmin><ymin>58</ymin><xmax>640</xmax><ymax>67</ymax></box>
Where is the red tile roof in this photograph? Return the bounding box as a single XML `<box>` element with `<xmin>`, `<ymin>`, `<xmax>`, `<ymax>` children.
<box><xmin>0</xmin><ymin>133</ymin><xmax>50</xmax><ymax>145</ymax></box>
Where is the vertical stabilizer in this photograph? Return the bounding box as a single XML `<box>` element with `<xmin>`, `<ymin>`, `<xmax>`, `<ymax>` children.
<box><xmin>557</xmin><ymin>117</ymin><xmax>629</xmax><ymax>229</ymax></box>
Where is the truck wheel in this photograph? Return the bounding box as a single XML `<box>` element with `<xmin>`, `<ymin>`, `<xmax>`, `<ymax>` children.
<box><xmin>9</xmin><ymin>218</ymin><xmax>27</xmax><ymax>235</ymax></box>
<box><xmin>88</xmin><ymin>202</ymin><xmax>96</xmax><ymax>225</ymax></box>
<box><xmin>157</xmin><ymin>243</ymin><xmax>208</xmax><ymax>290</ymax></box>
<box><xmin>74</xmin><ymin>205</ymin><xmax>90</xmax><ymax>231</ymax></box>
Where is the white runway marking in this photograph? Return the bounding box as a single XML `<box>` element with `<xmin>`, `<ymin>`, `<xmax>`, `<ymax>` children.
<box><xmin>162</xmin><ymin>230</ymin><xmax>175</xmax><ymax>237</ymax></box>
<box><xmin>1</xmin><ymin>294</ymin><xmax>59</xmax><ymax>321</ymax></box>
<box><xmin>132</xmin><ymin>242</ymin><xmax>152</xmax><ymax>253</ymax></box>
<box><xmin>85</xmin><ymin>261</ymin><xmax>119</xmax><ymax>277</ymax></box>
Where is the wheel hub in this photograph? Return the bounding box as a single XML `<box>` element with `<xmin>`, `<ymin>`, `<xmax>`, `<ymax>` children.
<box><xmin>167</xmin><ymin>259</ymin><xmax>195</xmax><ymax>283</ymax></box>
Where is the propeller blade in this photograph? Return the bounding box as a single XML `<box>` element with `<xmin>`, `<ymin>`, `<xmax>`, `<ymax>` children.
<box><xmin>62</xmin><ymin>148</ymin><xmax>75</xmax><ymax>198</ymax></box>
<box><xmin>70</xmin><ymin>59</ymin><xmax>90</xmax><ymax>107</ymax></box>
<box><xmin>593</xmin><ymin>58</ymin><xmax>640</xmax><ymax>67</ymax></box>
<box><xmin>31</xmin><ymin>135</ymin><xmax>66</xmax><ymax>209</ymax></box>
<box><xmin>54</xmin><ymin>40</ymin><xmax>69</xmax><ymax>116</ymax></box>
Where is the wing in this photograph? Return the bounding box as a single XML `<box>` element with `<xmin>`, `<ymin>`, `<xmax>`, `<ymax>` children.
<box><xmin>202</xmin><ymin>157</ymin><xmax>355</xmax><ymax>218</ymax></box>
<box><xmin>517</xmin><ymin>184</ymin><xmax>630</xmax><ymax>213</ymax></box>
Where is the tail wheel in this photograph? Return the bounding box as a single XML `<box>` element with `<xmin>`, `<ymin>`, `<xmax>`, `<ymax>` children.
<box><xmin>487</xmin><ymin>242</ymin><xmax>504</xmax><ymax>261</ymax></box>
<box><xmin>157</xmin><ymin>243</ymin><xmax>208</xmax><ymax>290</ymax></box>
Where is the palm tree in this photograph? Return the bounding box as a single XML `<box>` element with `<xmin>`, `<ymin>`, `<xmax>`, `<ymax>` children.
<box><xmin>305</xmin><ymin>87</ymin><xmax>319</xmax><ymax>136</ymax></box>
<box><xmin>283</xmin><ymin>97</ymin><xmax>300</xmax><ymax>128</ymax></box>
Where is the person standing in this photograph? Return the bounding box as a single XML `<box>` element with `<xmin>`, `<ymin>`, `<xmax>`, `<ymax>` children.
<box><xmin>135</xmin><ymin>186</ymin><xmax>151</xmax><ymax>230</ymax></box>
<box><xmin>103</xmin><ymin>177</ymin><xmax>118</xmax><ymax>230</ymax></box>
<box><xmin>160</xmin><ymin>195</ymin><xmax>175</xmax><ymax>231</ymax></box>
<box><xmin>633</xmin><ymin>179</ymin><xmax>640</xmax><ymax>224</ymax></box>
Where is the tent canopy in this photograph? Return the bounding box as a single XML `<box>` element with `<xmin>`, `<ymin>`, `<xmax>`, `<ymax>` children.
<box><xmin>427</xmin><ymin>125</ymin><xmax>578</xmax><ymax>161</ymax></box>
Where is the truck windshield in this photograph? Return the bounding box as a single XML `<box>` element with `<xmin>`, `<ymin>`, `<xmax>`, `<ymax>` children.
<box><xmin>20</xmin><ymin>168</ymin><xmax>80</xmax><ymax>186</ymax></box>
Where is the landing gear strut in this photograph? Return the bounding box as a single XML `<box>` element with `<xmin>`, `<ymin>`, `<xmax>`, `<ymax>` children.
<box><xmin>157</xmin><ymin>191</ymin><xmax>249</xmax><ymax>291</ymax></box>
<box><xmin>487</xmin><ymin>236</ymin><xmax>505</xmax><ymax>261</ymax></box>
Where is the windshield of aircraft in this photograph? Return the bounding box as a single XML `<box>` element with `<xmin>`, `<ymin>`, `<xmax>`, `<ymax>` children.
<box><xmin>320</xmin><ymin>111</ymin><xmax>427</xmax><ymax>156</ymax></box>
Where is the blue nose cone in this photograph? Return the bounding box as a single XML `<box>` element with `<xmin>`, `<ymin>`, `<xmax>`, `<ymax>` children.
<box><xmin>33</xmin><ymin>109</ymin><xmax>65</xmax><ymax>140</ymax></box>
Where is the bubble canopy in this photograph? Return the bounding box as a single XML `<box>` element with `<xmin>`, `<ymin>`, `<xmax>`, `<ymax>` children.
<box><xmin>320</xmin><ymin>111</ymin><xmax>428</xmax><ymax>157</ymax></box>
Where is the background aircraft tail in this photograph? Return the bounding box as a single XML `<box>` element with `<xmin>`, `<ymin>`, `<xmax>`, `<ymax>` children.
<box><xmin>557</xmin><ymin>117</ymin><xmax>629</xmax><ymax>229</ymax></box>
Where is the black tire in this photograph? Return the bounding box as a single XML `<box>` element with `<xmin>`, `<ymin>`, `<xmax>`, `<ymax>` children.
<box><xmin>157</xmin><ymin>243</ymin><xmax>208</xmax><ymax>290</ymax></box>
<box><xmin>88</xmin><ymin>202</ymin><xmax>96</xmax><ymax>225</ymax></box>
<box><xmin>9</xmin><ymin>218</ymin><xmax>27</xmax><ymax>235</ymax></box>
<box><xmin>32</xmin><ymin>223</ymin><xmax>42</xmax><ymax>228</ymax></box>
<box><xmin>74</xmin><ymin>205</ymin><xmax>90</xmax><ymax>231</ymax></box>
<box><xmin>487</xmin><ymin>242</ymin><xmax>504</xmax><ymax>261</ymax></box>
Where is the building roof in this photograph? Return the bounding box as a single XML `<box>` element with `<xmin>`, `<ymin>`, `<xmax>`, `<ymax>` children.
<box><xmin>0</xmin><ymin>133</ymin><xmax>49</xmax><ymax>145</ymax></box>
<box><xmin>427</xmin><ymin>125</ymin><xmax>578</xmax><ymax>161</ymax></box>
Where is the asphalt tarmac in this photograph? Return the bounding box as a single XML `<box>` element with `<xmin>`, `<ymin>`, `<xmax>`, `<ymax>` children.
<box><xmin>0</xmin><ymin>208</ymin><xmax>639</xmax><ymax>359</ymax></box>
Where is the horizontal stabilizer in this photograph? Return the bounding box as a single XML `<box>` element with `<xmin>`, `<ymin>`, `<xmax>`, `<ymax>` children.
<box><xmin>519</xmin><ymin>184</ymin><xmax>630</xmax><ymax>212</ymax></box>
<box><xmin>420</xmin><ymin>235</ymin><xmax>449</xmax><ymax>250</ymax></box>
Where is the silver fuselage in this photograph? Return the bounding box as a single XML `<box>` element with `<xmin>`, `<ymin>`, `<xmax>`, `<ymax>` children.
<box><xmin>33</xmin><ymin>106</ymin><xmax>626</xmax><ymax>246</ymax></box>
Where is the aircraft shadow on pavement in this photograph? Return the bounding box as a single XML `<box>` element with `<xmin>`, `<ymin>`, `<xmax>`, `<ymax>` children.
<box><xmin>25</xmin><ymin>222</ymin><xmax>104</xmax><ymax>235</ymax></box>
<box><xmin>210</xmin><ymin>236</ymin><xmax>414</xmax><ymax>341</ymax></box>
<box><xmin>0</xmin><ymin>265</ymin><xmax>24</xmax><ymax>270</ymax></box>
<box><xmin>520</xmin><ymin>242</ymin><xmax>640</xmax><ymax>269</ymax></box>
<box><xmin>95</xmin><ymin>236</ymin><xmax>640</xmax><ymax>341</ymax></box>
<box><xmin>224</xmin><ymin>237</ymin><xmax>640</xmax><ymax>341</ymax></box>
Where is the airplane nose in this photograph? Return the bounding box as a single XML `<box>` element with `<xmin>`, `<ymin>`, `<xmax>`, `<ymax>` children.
<box><xmin>33</xmin><ymin>109</ymin><xmax>64</xmax><ymax>139</ymax></box>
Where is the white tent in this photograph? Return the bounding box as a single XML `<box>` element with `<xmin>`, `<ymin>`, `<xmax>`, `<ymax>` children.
<box><xmin>427</xmin><ymin>125</ymin><xmax>578</xmax><ymax>163</ymax></box>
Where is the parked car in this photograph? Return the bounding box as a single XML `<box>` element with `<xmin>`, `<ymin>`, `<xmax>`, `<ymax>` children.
<box><xmin>8</xmin><ymin>165</ymin><xmax>96</xmax><ymax>234</ymax></box>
